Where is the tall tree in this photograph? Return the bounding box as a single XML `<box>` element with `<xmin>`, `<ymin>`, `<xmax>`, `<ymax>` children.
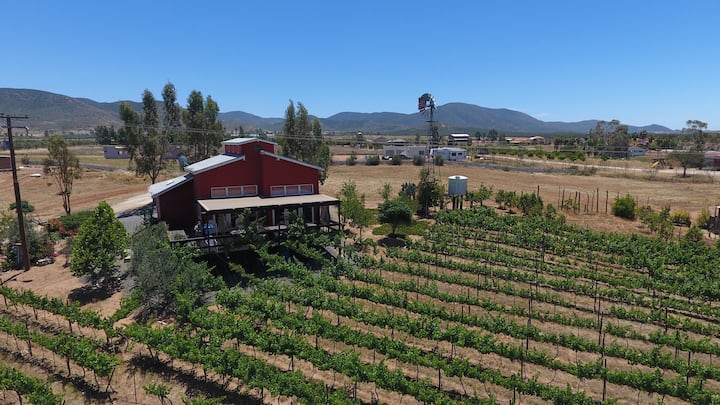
<box><xmin>280</xmin><ymin>100</ymin><xmax>299</xmax><ymax>158</ymax></box>
<box><xmin>94</xmin><ymin>125</ymin><xmax>117</xmax><ymax>145</ymax></box>
<box><xmin>43</xmin><ymin>135</ymin><xmax>81</xmax><ymax>215</ymax></box>
<box><xmin>280</xmin><ymin>101</ymin><xmax>331</xmax><ymax>183</ymax></box>
<box><xmin>685</xmin><ymin>119</ymin><xmax>708</xmax><ymax>150</ymax></box>
<box><xmin>133</xmin><ymin>89</ymin><xmax>169</xmax><ymax>184</ymax></box>
<box><xmin>118</xmin><ymin>102</ymin><xmax>142</xmax><ymax>162</ymax></box>
<box><xmin>181</xmin><ymin>90</ymin><xmax>224</xmax><ymax>162</ymax></box>
<box><xmin>162</xmin><ymin>82</ymin><xmax>182</xmax><ymax>144</ymax></box>
<box><xmin>71</xmin><ymin>201</ymin><xmax>128</xmax><ymax>285</ymax></box>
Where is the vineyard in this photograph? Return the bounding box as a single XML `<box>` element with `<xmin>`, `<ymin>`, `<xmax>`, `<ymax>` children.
<box><xmin>2</xmin><ymin>206</ymin><xmax>720</xmax><ymax>404</ymax></box>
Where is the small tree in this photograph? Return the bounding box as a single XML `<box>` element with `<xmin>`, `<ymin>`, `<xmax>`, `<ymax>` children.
<box><xmin>477</xmin><ymin>184</ymin><xmax>493</xmax><ymax>207</ymax></box>
<box><xmin>518</xmin><ymin>192</ymin><xmax>543</xmax><ymax>216</ymax></box>
<box><xmin>377</xmin><ymin>199</ymin><xmax>412</xmax><ymax>236</ymax></box>
<box><xmin>611</xmin><ymin>194</ymin><xmax>636</xmax><ymax>220</ymax></box>
<box><xmin>71</xmin><ymin>201</ymin><xmax>128</xmax><ymax>284</ymax></box>
<box><xmin>338</xmin><ymin>181</ymin><xmax>372</xmax><ymax>237</ymax></box>
<box><xmin>379</xmin><ymin>183</ymin><xmax>392</xmax><ymax>202</ymax></box>
<box><xmin>417</xmin><ymin>168</ymin><xmax>444</xmax><ymax>216</ymax></box>
<box><xmin>43</xmin><ymin>135</ymin><xmax>82</xmax><ymax>215</ymax></box>
<box><xmin>670</xmin><ymin>150</ymin><xmax>704</xmax><ymax>178</ymax></box>
<box><xmin>346</xmin><ymin>150</ymin><xmax>358</xmax><ymax>166</ymax></box>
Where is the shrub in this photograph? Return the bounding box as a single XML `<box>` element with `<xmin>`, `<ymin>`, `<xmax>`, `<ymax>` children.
<box><xmin>434</xmin><ymin>155</ymin><xmax>445</xmax><ymax>166</ymax></box>
<box><xmin>696</xmin><ymin>207</ymin><xmax>711</xmax><ymax>229</ymax></box>
<box><xmin>47</xmin><ymin>210</ymin><xmax>94</xmax><ymax>237</ymax></box>
<box><xmin>670</xmin><ymin>210</ymin><xmax>691</xmax><ymax>227</ymax></box>
<box><xmin>390</xmin><ymin>155</ymin><xmax>402</xmax><ymax>165</ymax></box>
<box><xmin>346</xmin><ymin>151</ymin><xmax>358</xmax><ymax>166</ymax></box>
<box><xmin>365</xmin><ymin>155</ymin><xmax>380</xmax><ymax>166</ymax></box>
<box><xmin>412</xmin><ymin>155</ymin><xmax>425</xmax><ymax>166</ymax></box>
<box><xmin>611</xmin><ymin>194</ymin><xmax>636</xmax><ymax>220</ymax></box>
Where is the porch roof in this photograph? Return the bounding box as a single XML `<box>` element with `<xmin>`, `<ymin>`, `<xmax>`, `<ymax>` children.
<box><xmin>198</xmin><ymin>194</ymin><xmax>339</xmax><ymax>213</ymax></box>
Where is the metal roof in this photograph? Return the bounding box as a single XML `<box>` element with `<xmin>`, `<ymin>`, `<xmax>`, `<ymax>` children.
<box><xmin>259</xmin><ymin>150</ymin><xmax>324</xmax><ymax>171</ymax></box>
<box><xmin>222</xmin><ymin>137</ymin><xmax>278</xmax><ymax>146</ymax></box>
<box><xmin>198</xmin><ymin>194</ymin><xmax>339</xmax><ymax>213</ymax></box>
<box><xmin>148</xmin><ymin>174</ymin><xmax>192</xmax><ymax>198</ymax></box>
<box><xmin>184</xmin><ymin>154</ymin><xmax>245</xmax><ymax>175</ymax></box>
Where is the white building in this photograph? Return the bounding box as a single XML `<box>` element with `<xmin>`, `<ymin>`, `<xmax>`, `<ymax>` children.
<box><xmin>382</xmin><ymin>145</ymin><xmax>429</xmax><ymax>159</ymax></box>
<box><xmin>431</xmin><ymin>147</ymin><xmax>467</xmax><ymax>161</ymax></box>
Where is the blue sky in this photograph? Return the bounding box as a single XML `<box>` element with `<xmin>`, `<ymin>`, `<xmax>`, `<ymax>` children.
<box><xmin>5</xmin><ymin>1</ymin><xmax>719</xmax><ymax>130</ymax></box>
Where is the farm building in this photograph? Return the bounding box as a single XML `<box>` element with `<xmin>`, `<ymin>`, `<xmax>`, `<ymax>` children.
<box><xmin>431</xmin><ymin>147</ymin><xmax>467</xmax><ymax>161</ymax></box>
<box><xmin>448</xmin><ymin>133</ymin><xmax>471</xmax><ymax>145</ymax></box>
<box><xmin>148</xmin><ymin>137</ymin><xmax>340</xmax><ymax>238</ymax></box>
<box><xmin>382</xmin><ymin>145</ymin><xmax>429</xmax><ymax>159</ymax></box>
<box><xmin>627</xmin><ymin>146</ymin><xmax>647</xmax><ymax>157</ymax></box>
<box><xmin>104</xmin><ymin>145</ymin><xmax>181</xmax><ymax>159</ymax></box>
<box><xmin>705</xmin><ymin>151</ymin><xmax>720</xmax><ymax>169</ymax></box>
<box><xmin>505</xmin><ymin>136</ymin><xmax>545</xmax><ymax>145</ymax></box>
<box><xmin>103</xmin><ymin>146</ymin><xmax>129</xmax><ymax>159</ymax></box>
<box><xmin>0</xmin><ymin>156</ymin><xmax>11</xmax><ymax>171</ymax></box>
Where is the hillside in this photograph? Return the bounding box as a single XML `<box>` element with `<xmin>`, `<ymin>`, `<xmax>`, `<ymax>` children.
<box><xmin>0</xmin><ymin>88</ymin><xmax>673</xmax><ymax>135</ymax></box>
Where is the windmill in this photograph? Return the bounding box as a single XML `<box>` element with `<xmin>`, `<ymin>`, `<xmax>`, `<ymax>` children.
<box><xmin>418</xmin><ymin>92</ymin><xmax>438</xmax><ymax>175</ymax></box>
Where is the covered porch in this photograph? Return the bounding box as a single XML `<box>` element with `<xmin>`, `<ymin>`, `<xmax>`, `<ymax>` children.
<box><xmin>170</xmin><ymin>194</ymin><xmax>341</xmax><ymax>253</ymax></box>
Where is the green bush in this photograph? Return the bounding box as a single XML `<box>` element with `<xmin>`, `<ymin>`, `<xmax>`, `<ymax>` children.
<box><xmin>47</xmin><ymin>210</ymin><xmax>94</xmax><ymax>237</ymax></box>
<box><xmin>346</xmin><ymin>151</ymin><xmax>358</xmax><ymax>166</ymax></box>
<box><xmin>696</xmin><ymin>207</ymin><xmax>711</xmax><ymax>229</ymax></box>
<box><xmin>412</xmin><ymin>155</ymin><xmax>425</xmax><ymax>166</ymax></box>
<box><xmin>670</xmin><ymin>210</ymin><xmax>691</xmax><ymax>227</ymax></box>
<box><xmin>365</xmin><ymin>155</ymin><xmax>380</xmax><ymax>166</ymax></box>
<box><xmin>611</xmin><ymin>194</ymin><xmax>636</xmax><ymax>220</ymax></box>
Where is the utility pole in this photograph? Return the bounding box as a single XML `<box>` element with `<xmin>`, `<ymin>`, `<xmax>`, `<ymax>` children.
<box><xmin>2</xmin><ymin>113</ymin><xmax>30</xmax><ymax>271</ymax></box>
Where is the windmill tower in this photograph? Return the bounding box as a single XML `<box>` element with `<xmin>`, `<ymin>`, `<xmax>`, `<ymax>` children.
<box><xmin>418</xmin><ymin>93</ymin><xmax>437</xmax><ymax>177</ymax></box>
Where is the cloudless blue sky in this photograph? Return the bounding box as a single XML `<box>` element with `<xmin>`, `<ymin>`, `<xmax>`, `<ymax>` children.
<box><xmin>5</xmin><ymin>1</ymin><xmax>719</xmax><ymax>130</ymax></box>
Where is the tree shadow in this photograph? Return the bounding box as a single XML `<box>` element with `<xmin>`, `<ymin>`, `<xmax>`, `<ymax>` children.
<box><xmin>378</xmin><ymin>234</ymin><xmax>406</xmax><ymax>248</ymax></box>
<box><xmin>68</xmin><ymin>278</ymin><xmax>119</xmax><ymax>305</ymax></box>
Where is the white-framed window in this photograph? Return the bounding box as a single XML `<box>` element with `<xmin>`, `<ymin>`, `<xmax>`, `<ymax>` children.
<box><xmin>210</xmin><ymin>185</ymin><xmax>258</xmax><ymax>198</ymax></box>
<box><xmin>270</xmin><ymin>184</ymin><xmax>314</xmax><ymax>197</ymax></box>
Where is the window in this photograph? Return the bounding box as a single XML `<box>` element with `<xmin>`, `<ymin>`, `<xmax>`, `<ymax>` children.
<box><xmin>210</xmin><ymin>185</ymin><xmax>258</xmax><ymax>198</ymax></box>
<box><xmin>270</xmin><ymin>184</ymin><xmax>314</xmax><ymax>197</ymax></box>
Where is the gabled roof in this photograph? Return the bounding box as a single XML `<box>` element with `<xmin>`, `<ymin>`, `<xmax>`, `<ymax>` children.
<box><xmin>184</xmin><ymin>154</ymin><xmax>245</xmax><ymax>175</ymax></box>
<box><xmin>148</xmin><ymin>174</ymin><xmax>192</xmax><ymax>198</ymax></box>
<box><xmin>222</xmin><ymin>137</ymin><xmax>278</xmax><ymax>146</ymax></box>
<box><xmin>259</xmin><ymin>150</ymin><xmax>324</xmax><ymax>171</ymax></box>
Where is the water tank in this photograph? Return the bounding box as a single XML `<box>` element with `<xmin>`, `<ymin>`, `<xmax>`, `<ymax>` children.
<box><xmin>447</xmin><ymin>175</ymin><xmax>468</xmax><ymax>196</ymax></box>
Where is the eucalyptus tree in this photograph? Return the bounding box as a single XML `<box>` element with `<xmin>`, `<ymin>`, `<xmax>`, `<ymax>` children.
<box><xmin>43</xmin><ymin>135</ymin><xmax>81</xmax><ymax>214</ymax></box>
<box><xmin>181</xmin><ymin>90</ymin><xmax>224</xmax><ymax>162</ymax></box>
<box><xmin>133</xmin><ymin>89</ymin><xmax>167</xmax><ymax>184</ymax></box>
<box><xmin>280</xmin><ymin>101</ymin><xmax>331</xmax><ymax>183</ymax></box>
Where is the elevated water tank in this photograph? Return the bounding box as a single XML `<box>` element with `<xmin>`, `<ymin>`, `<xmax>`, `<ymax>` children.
<box><xmin>447</xmin><ymin>175</ymin><xmax>468</xmax><ymax>196</ymax></box>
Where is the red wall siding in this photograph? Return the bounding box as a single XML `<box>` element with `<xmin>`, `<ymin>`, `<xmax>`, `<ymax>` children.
<box><xmin>156</xmin><ymin>181</ymin><xmax>195</xmax><ymax>230</ymax></box>
<box><xmin>193</xmin><ymin>160</ymin><xmax>261</xmax><ymax>200</ymax></box>
<box><xmin>259</xmin><ymin>154</ymin><xmax>320</xmax><ymax>196</ymax></box>
<box><xmin>224</xmin><ymin>140</ymin><xmax>276</xmax><ymax>156</ymax></box>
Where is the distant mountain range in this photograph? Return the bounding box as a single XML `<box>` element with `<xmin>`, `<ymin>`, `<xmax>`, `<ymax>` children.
<box><xmin>0</xmin><ymin>88</ymin><xmax>674</xmax><ymax>135</ymax></box>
